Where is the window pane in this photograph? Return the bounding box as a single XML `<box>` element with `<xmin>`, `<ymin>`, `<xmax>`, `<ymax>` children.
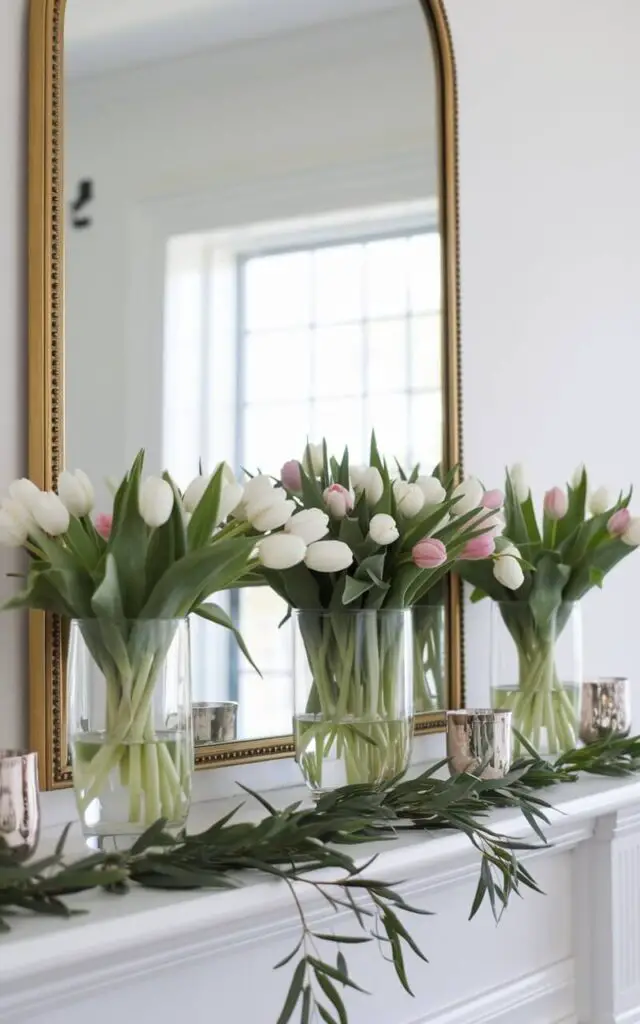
<box><xmin>364</xmin><ymin>237</ymin><xmax>408</xmax><ymax>317</ymax></box>
<box><xmin>368</xmin><ymin>320</ymin><xmax>407</xmax><ymax>395</ymax></box>
<box><xmin>314</xmin><ymin>326</ymin><xmax>363</xmax><ymax>399</ymax></box>
<box><xmin>366</xmin><ymin>393</ymin><xmax>408</xmax><ymax>464</ymax></box>
<box><xmin>409</xmin><ymin>391</ymin><xmax>443</xmax><ymax>471</ymax></box>
<box><xmin>314</xmin><ymin>244</ymin><xmax>363</xmax><ymax>324</ymax></box>
<box><xmin>244</xmin><ymin>330</ymin><xmax>311</xmax><ymax>403</ymax></box>
<box><xmin>409</xmin><ymin>233</ymin><xmax>441</xmax><ymax>314</ymax></box>
<box><xmin>313</xmin><ymin>397</ymin><xmax>364</xmax><ymax>457</ymax></box>
<box><xmin>244</xmin><ymin>251</ymin><xmax>311</xmax><ymax>331</ymax></box>
<box><xmin>238</xmin><ymin>672</ymin><xmax>293</xmax><ymax>740</ymax></box>
<box><xmin>239</xmin><ymin>589</ymin><xmax>291</xmax><ymax>674</ymax></box>
<box><xmin>244</xmin><ymin>402</ymin><xmax>309</xmax><ymax>469</ymax></box>
<box><xmin>411</xmin><ymin>314</ymin><xmax>441</xmax><ymax>391</ymax></box>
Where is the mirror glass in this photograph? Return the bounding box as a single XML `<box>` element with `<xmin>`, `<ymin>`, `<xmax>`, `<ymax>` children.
<box><xmin>63</xmin><ymin>0</ymin><xmax>444</xmax><ymax>750</ymax></box>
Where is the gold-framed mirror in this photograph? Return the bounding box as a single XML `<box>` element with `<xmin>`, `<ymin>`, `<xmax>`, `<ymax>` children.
<box><xmin>28</xmin><ymin>0</ymin><xmax>461</xmax><ymax>789</ymax></box>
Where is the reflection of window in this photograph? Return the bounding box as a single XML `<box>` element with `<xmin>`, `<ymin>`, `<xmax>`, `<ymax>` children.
<box><xmin>235</xmin><ymin>230</ymin><xmax>442</xmax><ymax>738</ymax></box>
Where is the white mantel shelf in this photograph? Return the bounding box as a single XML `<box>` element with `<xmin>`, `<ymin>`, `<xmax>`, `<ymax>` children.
<box><xmin>3</xmin><ymin>775</ymin><xmax>640</xmax><ymax>1024</ymax></box>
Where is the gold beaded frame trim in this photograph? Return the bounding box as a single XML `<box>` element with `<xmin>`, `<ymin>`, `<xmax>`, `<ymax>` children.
<box><xmin>27</xmin><ymin>0</ymin><xmax>463</xmax><ymax>788</ymax></box>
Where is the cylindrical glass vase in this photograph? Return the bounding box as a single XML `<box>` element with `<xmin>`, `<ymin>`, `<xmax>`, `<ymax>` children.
<box><xmin>293</xmin><ymin>608</ymin><xmax>414</xmax><ymax>794</ymax></box>
<box><xmin>412</xmin><ymin>603</ymin><xmax>446</xmax><ymax>713</ymax></box>
<box><xmin>491</xmin><ymin>601</ymin><xmax>582</xmax><ymax>755</ymax></box>
<box><xmin>68</xmin><ymin>618</ymin><xmax>193</xmax><ymax>846</ymax></box>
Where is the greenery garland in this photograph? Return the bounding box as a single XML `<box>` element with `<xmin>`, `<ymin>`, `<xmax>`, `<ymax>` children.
<box><xmin>2</xmin><ymin>733</ymin><xmax>640</xmax><ymax>1024</ymax></box>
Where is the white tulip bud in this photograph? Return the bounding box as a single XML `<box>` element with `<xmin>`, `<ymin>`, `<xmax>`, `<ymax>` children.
<box><xmin>285</xmin><ymin>508</ymin><xmax>329</xmax><ymax>544</ymax></box>
<box><xmin>509</xmin><ymin>464</ymin><xmax>530</xmax><ymax>503</ymax></box>
<box><xmin>589</xmin><ymin>486</ymin><xmax>611</xmax><ymax>517</ymax></box>
<box><xmin>571</xmin><ymin>463</ymin><xmax>586</xmax><ymax>489</ymax></box>
<box><xmin>139</xmin><ymin>477</ymin><xmax>174</xmax><ymax>528</ymax></box>
<box><xmin>622</xmin><ymin>516</ymin><xmax>640</xmax><ymax>547</ymax></box>
<box><xmin>493</xmin><ymin>554</ymin><xmax>524</xmax><ymax>590</ymax></box>
<box><xmin>416</xmin><ymin>475</ymin><xmax>446</xmax><ymax>505</ymax></box>
<box><xmin>498</xmin><ymin>541</ymin><xmax>520</xmax><ymax>559</ymax></box>
<box><xmin>305</xmin><ymin>540</ymin><xmax>353</xmax><ymax>573</ymax></box>
<box><xmin>0</xmin><ymin>499</ymin><xmax>30</xmax><ymax>547</ymax></box>
<box><xmin>350</xmin><ymin>465</ymin><xmax>368</xmax><ymax>492</ymax></box>
<box><xmin>393</xmin><ymin>481</ymin><xmax>424</xmax><ymax>518</ymax></box>
<box><xmin>31</xmin><ymin>491</ymin><xmax>70</xmax><ymax>536</ymax></box>
<box><xmin>218</xmin><ymin>482</ymin><xmax>244</xmax><ymax>523</ymax></box>
<box><xmin>302</xmin><ymin>443</ymin><xmax>324</xmax><ymax>477</ymax></box>
<box><xmin>183</xmin><ymin>474</ymin><xmax>210</xmax><ymax>514</ymax></box>
<box><xmin>57</xmin><ymin>469</ymin><xmax>94</xmax><ymax>518</ymax></box>
<box><xmin>8</xmin><ymin>478</ymin><xmax>40</xmax><ymax>517</ymax></box>
<box><xmin>451</xmin><ymin>476</ymin><xmax>484</xmax><ymax>516</ymax></box>
<box><xmin>361</xmin><ymin>467</ymin><xmax>384</xmax><ymax>507</ymax></box>
<box><xmin>242</xmin><ymin>474</ymin><xmax>275</xmax><ymax>502</ymax></box>
<box><xmin>246</xmin><ymin>492</ymin><xmax>295</xmax><ymax>532</ymax></box>
<box><xmin>369</xmin><ymin>513</ymin><xmax>399</xmax><ymax>546</ymax></box>
<box><xmin>258</xmin><ymin>532</ymin><xmax>307</xmax><ymax>570</ymax></box>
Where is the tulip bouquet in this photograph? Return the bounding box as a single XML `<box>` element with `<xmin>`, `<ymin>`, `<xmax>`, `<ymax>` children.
<box><xmin>0</xmin><ymin>453</ymin><xmax>267</xmax><ymax>836</ymax></box>
<box><xmin>457</xmin><ymin>464</ymin><xmax>640</xmax><ymax>754</ymax></box>
<box><xmin>250</xmin><ymin>436</ymin><xmax>506</xmax><ymax>791</ymax></box>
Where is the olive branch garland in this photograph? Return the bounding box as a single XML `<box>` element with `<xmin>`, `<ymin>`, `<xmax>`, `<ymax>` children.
<box><xmin>2</xmin><ymin>734</ymin><xmax>640</xmax><ymax>1024</ymax></box>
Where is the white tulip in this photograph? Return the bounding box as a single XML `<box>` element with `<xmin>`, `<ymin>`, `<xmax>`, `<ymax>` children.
<box><xmin>350</xmin><ymin>465</ymin><xmax>370</xmax><ymax>492</ymax></box>
<box><xmin>622</xmin><ymin>516</ymin><xmax>640</xmax><ymax>547</ymax></box>
<box><xmin>246</xmin><ymin>492</ymin><xmax>295</xmax><ymax>532</ymax></box>
<box><xmin>242</xmin><ymin>474</ymin><xmax>275</xmax><ymax>502</ymax></box>
<box><xmin>589</xmin><ymin>486</ymin><xmax>611</xmax><ymax>517</ymax></box>
<box><xmin>369</xmin><ymin>513</ymin><xmax>399</xmax><ymax>546</ymax></box>
<box><xmin>0</xmin><ymin>499</ymin><xmax>30</xmax><ymax>547</ymax></box>
<box><xmin>57</xmin><ymin>469</ymin><xmax>94</xmax><ymax>517</ymax></box>
<box><xmin>215</xmin><ymin>461</ymin><xmax>236</xmax><ymax>485</ymax></box>
<box><xmin>8</xmin><ymin>478</ymin><xmax>40</xmax><ymax>516</ymax></box>
<box><xmin>218</xmin><ymin>482</ymin><xmax>244</xmax><ymax>523</ymax></box>
<box><xmin>571</xmin><ymin>463</ymin><xmax>586</xmax><ymax>489</ymax></box>
<box><xmin>183</xmin><ymin>474</ymin><xmax>211</xmax><ymax>514</ymax></box>
<box><xmin>139</xmin><ymin>476</ymin><xmax>174</xmax><ymax>528</ymax></box>
<box><xmin>498</xmin><ymin>541</ymin><xmax>520</xmax><ymax>559</ymax></box>
<box><xmin>493</xmin><ymin>555</ymin><xmax>524</xmax><ymax>590</ymax></box>
<box><xmin>258</xmin><ymin>533</ymin><xmax>307</xmax><ymax>570</ymax></box>
<box><xmin>285</xmin><ymin>508</ymin><xmax>329</xmax><ymax>544</ymax></box>
<box><xmin>451</xmin><ymin>476</ymin><xmax>484</xmax><ymax>516</ymax></box>
<box><xmin>393</xmin><ymin>480</ymin><xmax>424</xmax><ymax>518</ymax></box>
<box><xmin>361</xmin><ymin>467</ymin><xmax>384</xmax><ymax>507</ymax></box>
<box><xmin>31</xmin><ymin>491</ymin><xmax>70</xmax><ymax>536</ymax></box>
<box><xmin>509</xmin><ymin>464</ymin><xmax>530</xmax><ymax>503</ymax></box>
<box><xmin>305</xmin><ymin>540</ymin><xmax>353</xmax><ymax>573</ymax></box>
<box><xmin>302</xmin><ymin>443</ymin><xmax>324</xmax><ymax>477</ymax></box>
<box><xmin>480</xmin><ymin>510</ymin><xmax>505</xmax><ymax>537</ymax></box>
<box><xmin>416</xmin><ymin>475</ymin><xmax>446</xmax><ymax>505</ymax></box>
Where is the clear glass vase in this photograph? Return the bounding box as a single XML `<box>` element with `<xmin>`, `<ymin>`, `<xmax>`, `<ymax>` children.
<box><xmin>491</xmin><ymin>601</ymin><xmax>582</xmax><ymax>756</ymax></box>
<box><xmin>67</xmin><ymin>618</ymin><xmax>193</xmax><ymax>846</ymax></box>
<box><xmin>293</xmin><ymin>608</ymin><xmax>414</xmax><ymax>794</ymax></box>
<box><xmin>412</xmin><ymin>603</ymin><xmax>446</xmax><ymax>713</ymax></box>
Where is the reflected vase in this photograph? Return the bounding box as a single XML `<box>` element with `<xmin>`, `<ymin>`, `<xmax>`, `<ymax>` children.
<box><xmin>491</xmin><ymin>601</ymin><xmax>582</xmax><ymax>756</ymax></box>
<box><xmin>293</xmin><ymin>608</ymin><xmax>414</xmax><ymax>794</ymax></box>
<box><xmin>68</xmin><ymin>618</ymin><xmax>193</xmax><ymax>846</ymax></box>
<box><xmin>412</xmin><ymin>603</ymin><xmax>446</xmax><ymax>713</ymax></box>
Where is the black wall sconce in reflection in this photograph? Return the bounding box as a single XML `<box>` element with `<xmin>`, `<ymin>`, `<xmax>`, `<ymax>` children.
<box><xmin>71</xmin><ymin>179</ymin><xmax>94</xmax><ymax>228</ymax></box>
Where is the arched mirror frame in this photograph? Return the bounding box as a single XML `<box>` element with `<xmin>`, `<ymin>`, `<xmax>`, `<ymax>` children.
<box><xmin>28</xmin><ymin>0</ymin><xmax>462</xmax><ymax>789</ymax></box>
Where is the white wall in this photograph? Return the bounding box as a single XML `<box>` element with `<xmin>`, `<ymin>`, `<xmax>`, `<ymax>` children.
<box><xmin>3</xmin><ymin>0</ymin><xmax>640</xmax><ymax>746</ymax></box>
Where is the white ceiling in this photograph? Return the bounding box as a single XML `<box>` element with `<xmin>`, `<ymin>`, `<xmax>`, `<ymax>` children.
<box><xmin>65</xmin><ymin>0</ymin><xmax>411</xmax><ymax>78</ymax></box>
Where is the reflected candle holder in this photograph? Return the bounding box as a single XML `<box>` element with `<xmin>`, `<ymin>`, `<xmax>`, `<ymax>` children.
<box><xmin>446</xmin><ymin>709</ymin><xmax>513</xmax><ymax>779</ymax></box>
<box><xmin>192</xmin><ymin>702</ymin><xmax>238</xmax><ymax>745</ymax></box>
<box><xmin>580</xmin><ymin>678</ymin><xmax>631</xmax><ymax>745</ymax></box>
<box><xmin>0</xmin><ymin>751</ymin><xmax>40</xmax><ymax>861</ymax></box>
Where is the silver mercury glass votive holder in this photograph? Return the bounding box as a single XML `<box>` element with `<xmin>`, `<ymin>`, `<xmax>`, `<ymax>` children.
<box><xmin>580</xmin><ymin>678</ymin><xmax>631</xmax><ymax>745</ymax></box>
<box><xmin>0</xmin><ymin>750</ymin><xmax>40</xmax><ymax>861</ymax></box>
<box><xmin>192</xmin><ymin>701</ymin><xmax>238</xmax><ymax>745</ymax></box>
<box><xmin>446</xmin><ymin>709</ymin><xmax>513</xmax><ymax>779</ymax></box>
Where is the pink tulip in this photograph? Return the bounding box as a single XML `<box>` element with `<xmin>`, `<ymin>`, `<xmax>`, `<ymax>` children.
<box><xmin>280</xmin><ymin>460</ymin><xmax>302</xmax><ymax>492</ymax></box>
<box><xmin>323</xmin><ymin>484</ymin><xmax>354</xmax><ymax>519</ymax></box>
<box><xmin>412</xmin><ymin>537</ymin><xmax>447</xmax><ymax>569</ymax></box>
<box><xmin>608</xmin><ymin>507</ymin><xmax>631</xmax><ymax>537</ymax></box>
<box><xmin>460</xmin><ymin>534</ymin><xmax>496</xmax><ymax>560</ymax></box>
<box><xmin>543</xmin><ymin>487</ymin><xmax>568</xmax><ymax>521</ymax></box>
<box><xmin>95</xmin><ymin>513</ymin><xmax>113</xmax><ymax>539</ymax></box>
<box><xmin>482</xmin><ymin>489</ymin><xmax>504</xmax><ymax>510</ymax></box>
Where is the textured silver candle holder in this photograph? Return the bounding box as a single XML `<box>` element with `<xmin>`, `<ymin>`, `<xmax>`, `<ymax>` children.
<box><xmin>0</xmin><ymin>751</ymin><xmax>40</xmax><ymax>860</ymax></box>
<box><xmin>447</xmin><ymin>709</ymin><xmax>513</xmax><ymax>779</ymax></box>
<box><xmin>192</xmin><ymin>702</ymin><xmax>238</xmax><ymax>745</ymax></box>
<box><xmin>580</xmin><ymin>678</ymin><xmax>631</xmax><ymax>745</ymax></box>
